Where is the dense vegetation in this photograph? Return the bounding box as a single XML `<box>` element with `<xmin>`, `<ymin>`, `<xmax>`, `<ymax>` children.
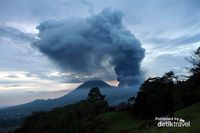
<box><xmin>14</xmin><ymin>47</ymin><xmax>200</xmax><ymax>133</ymax></box>
<box><xmin>14</xmin><ymin>87</ymin><xmax>109</xmax><ymax>133</ymax></box>
<box><xmin>133</xmin><ymin>47</ymin><xmax>200</xmax><ymax>119</ymax></box>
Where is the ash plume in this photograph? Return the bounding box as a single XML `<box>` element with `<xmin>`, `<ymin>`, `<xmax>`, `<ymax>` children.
<box><xmin>34</xmin><ymin>8</ymin><xmax>145</xmax><ymax>87</ymax></box>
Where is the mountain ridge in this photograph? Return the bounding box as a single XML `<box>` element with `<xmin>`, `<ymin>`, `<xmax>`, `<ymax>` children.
<box><xmin>0</xmin><ymin>80</ymin><xmax>137</xmax><ymax>120</ymax></box>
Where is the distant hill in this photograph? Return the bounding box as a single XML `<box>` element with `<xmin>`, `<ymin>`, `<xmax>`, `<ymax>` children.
<box><xmin>0</xmin><ymin>80</ymin><xmax>137</xmax><ymax>119</ymax></box>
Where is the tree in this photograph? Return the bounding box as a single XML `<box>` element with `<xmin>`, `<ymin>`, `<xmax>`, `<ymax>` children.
<box><xmin>133</xmin><ymin>72</ymin><xmax>177</xmax><ymax>119</ymax></box>
<box><xmin>128</xmin><ymin>96</ymin><xmax>135</xmax><ymax>105</ymax></box>
<box><xmin>87</xmin><ymin>87</ymin><xmax>106</xmax><ymax>103</ymax></box>
<box><xmin>87</xmin><ymin>87</ymin><xmax>109</xmax><ymax>114</ymax></box>
<box><xmin>187</xmin><ymin>47</ymin><xmax>200</xmax><ymax>75</ymax></box>
<box><xmin>182</xmin><ymin>47</ymin><xmax>200</xmax><ymax>105</ymax></box>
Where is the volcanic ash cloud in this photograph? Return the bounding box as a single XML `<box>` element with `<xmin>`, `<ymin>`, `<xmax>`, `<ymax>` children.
<box><xmin>34</xmin><ymin>8</ymin><xmax>145</xmax><ymax>87</ymax></box>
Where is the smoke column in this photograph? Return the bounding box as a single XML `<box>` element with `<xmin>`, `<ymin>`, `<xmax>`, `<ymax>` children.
<box><xmin>34</xmin><ymin>8</ymin><xmax>145</xmax><ymax>87</ymax></box>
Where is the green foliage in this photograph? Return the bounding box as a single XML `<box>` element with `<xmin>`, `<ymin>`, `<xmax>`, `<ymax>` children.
<box><xmin>133</xmin><ymin>71</ymin><xmax>177</xmax><ymax>119</ymax></box>
<box><xmin>96</xmin><ymin>102</ymin><xmax>200</xmax><ymax>133</ymax></box>
<box><xmin>87</xmin><ymin>87</ymin><xmax>109</xmax><ymax>115</ymax></box>
<box><xmin>181</xmin><ymin>73</ymin><xmax>200</xmax><ymax>106</ymax></box>
<box><xmin>180</xmin><ymin>46</ymin><xmax>200</xmax><ymax>106</ymax></box>
<box><xmin>141</xmin><ymin>102</ymin><xmax>200</xmax><ymax>133</ymax></box>
<box><xmin>187</xmin><ymin>47</ymin><xmax>200</xmax><ymax>75</ymax></box>
<box><xmin>98</xmin><ymin>111</ymin><xmax>141</xmax><ymax>133</ymax></box>
<box><xmin>133</xmin><ymin>50</ymin><xmax>200</xmax><ymax>118</ymax></box>
<box><xmin>87</xmin><ymin>87</ymin><xmax>106</xmax><ymax>103</ymax></box>
<box><xmin>14</xmin><ymin>88</ymin><xmax>109</xmax><ymax>133</ymax></box>
<box><xmin>128</xmin><ymin>96</ymin><xmax>135</xmax><ymax>105</ymax></box>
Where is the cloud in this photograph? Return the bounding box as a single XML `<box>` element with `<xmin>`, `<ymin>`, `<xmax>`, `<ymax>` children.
<box><xmin>25</xmin><ymin>71</ymin><xmax>69</xmax><ymax>82</ymax></box>
<box><xmin>146</xmin><ymin>32</ymin><xmax>200</xmax><ymax>47</ymax></box>
<box><xmin>0</xmin><ymin>24</ymin><xmax>58</xmax><ymax>74</ymax></box>
<box><xmin>6</xmin><ymin>74</ymin><xmax>19</xmax><ymax>78</ymax></box>
<box><xmin>142</xmin><ymin>42</ymin><xmax>200</xmax><ymax>78</ymax></box>
<box><xmin>34</xmin><ymin>8</ymin><xmax>145</xmax><ymax>87</ymax></box>
<box><xmin>1</xmin><ymin>0</ymin><xmax>198</xmax><ymax>84</ymax></box>
<box><xmin>81</xmin><ymin>0</ymin><xmax>94</xmax><ymax>13</ymax></box>
<box><xmin>146</xmin><ymin>54</ymin><xmax>189</xmax><ymax>76</ymax></box>
<box><xmin>0</xmin><ymin>0</ymin><xmax>94</xmax><ymax>24</ymax></box>
<box><xmin>24</xmin><ymin>71</ymin><xmax>113</xmax><ymax>83</ymax></box>
<box><xmin>0</xmin><ymin>25</ymin><xmax>35</xmax><ymax>42</ymax></box>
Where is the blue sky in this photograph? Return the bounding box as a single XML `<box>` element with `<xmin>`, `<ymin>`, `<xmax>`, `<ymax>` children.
<box><xmin>0</xmin><ymin>0</ymin><xmax>200</xmax><ymax>106</ymax></box>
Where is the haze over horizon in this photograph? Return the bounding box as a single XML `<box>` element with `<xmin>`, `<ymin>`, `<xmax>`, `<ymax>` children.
<box><xmin>0</xmin><ymin>0</ymin><xmax>200</xmax><ymax>106</ymax></box>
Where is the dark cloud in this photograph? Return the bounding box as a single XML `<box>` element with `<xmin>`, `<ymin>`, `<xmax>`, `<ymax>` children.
<box><xmin>34</xmin><ymin>8</ymin><xmax>145</xmax><ymax>87</ymax></box>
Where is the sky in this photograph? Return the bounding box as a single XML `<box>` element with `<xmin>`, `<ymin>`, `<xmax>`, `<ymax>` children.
<box><xmin>0</xmin><ymin>0</ymin><xmax>200</xmax><ymax>107</ymax></box>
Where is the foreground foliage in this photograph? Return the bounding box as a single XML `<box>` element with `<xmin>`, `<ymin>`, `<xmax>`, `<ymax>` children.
<box><xmin>14</xmin><ymin>87</ymin><xmax>109</xmax><ymax>133</ymax></box>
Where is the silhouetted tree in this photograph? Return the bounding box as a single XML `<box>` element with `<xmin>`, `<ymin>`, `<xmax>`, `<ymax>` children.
<box><xmin>187</xmin><ymin>47</ymin><xmax>200</xmax><ymax>75</ymax></box>
<box><xmin>128</xmin><ymin>96</ymin><xmax>135</xmax><ymax>105</ymax></box>
<box><xmin>87</xmin><ymin>87</ymin><xmax>106</xmax><ymax>103</ymax></box>
<box><xmin>87</xmin><ymin>87</ymin><xmax>109</xmax><ymax>115</ymax></box>
<box><xmin>133</xmin><ymin>47</ymin><xmax>200</xmax><ymax>119</ymax></box>
<box><xmin>133</xmin><ymin>72</ymin><xmax>177</xmax><ymax>119</ymax></box>
<box><xmin>182</xmin><ymin>46</ymin><xmax>200</xmax><ymax>105</ymax></box>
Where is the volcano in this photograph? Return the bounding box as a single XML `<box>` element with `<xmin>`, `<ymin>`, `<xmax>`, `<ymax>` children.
<box><xmin>0</xmin><ymin>80</ymin><xmax>137</xmax><ymax>119</ymax></box>
<box><xmin>76</xmin><ymin>80</ymin><xmax>112</xmax><ymax>89</ymax></box>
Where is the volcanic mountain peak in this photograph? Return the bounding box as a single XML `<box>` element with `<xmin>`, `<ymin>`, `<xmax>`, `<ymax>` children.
<box><xmin>77</xmin><ymin>80</ymin><xmax>112</xmax><ymax>89</ymax></box>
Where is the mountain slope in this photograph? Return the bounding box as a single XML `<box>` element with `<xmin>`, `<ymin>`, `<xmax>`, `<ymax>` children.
<box><xmin>0</xmin><ymin>80</ymin><xmax>137</xmax><ymax>119</ymax></box>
